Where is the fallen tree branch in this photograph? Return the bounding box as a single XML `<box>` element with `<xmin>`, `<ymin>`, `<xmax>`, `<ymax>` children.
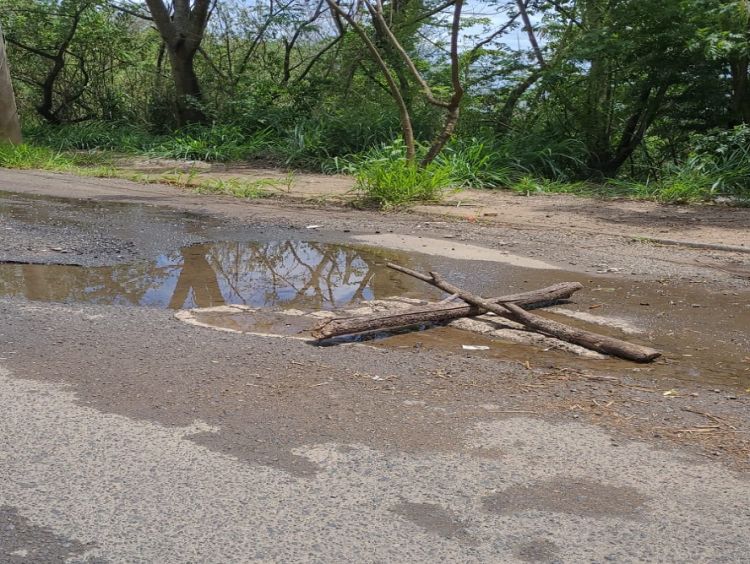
<box><xmin>311</xmin><ymin>282</ymin><xmax>583</xmax><ymax>340</ymax></box>
<box><xmin>388</xmin><ymin>263</ymin><xmax>662</xmax><ymax>363</ymax></box>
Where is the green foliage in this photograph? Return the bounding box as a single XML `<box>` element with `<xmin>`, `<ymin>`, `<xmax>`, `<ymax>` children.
<box><xmin>0</xmin><ymin>143</ymin><xmax>77</xmax><ymax>169</ymax></box>
<box><xmin>342</xmin><ymin>140</ymin><xmax>454</xmax><ymax>207</ymax></box>
<box><xmin>146</xmin><ymin>125</ymin><xmax>272</xmax><ymax>162</ymax></box>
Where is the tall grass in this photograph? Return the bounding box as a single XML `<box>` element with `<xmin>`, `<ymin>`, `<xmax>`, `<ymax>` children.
<box><xmin>0</xmin><ymin>143</ymin><xmax>80</xmax><ymax>170</ymax></box>
<box><xmin>15</xmin><ymin>119</ymin><xmax>750</xmax><ymax>206</ymax></box>
<box><xmin>327</xmin><ymin>139</ymin><xmax>451</xmax><ymax>207</ymax></box>
<box><xmin>26</xmin><ymin>121</ymin><xmax>153</xmax><ymax>152</ymax></box>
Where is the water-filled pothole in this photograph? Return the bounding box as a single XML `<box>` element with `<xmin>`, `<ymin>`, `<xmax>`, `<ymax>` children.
<box><xmin>0</xmin><ymin>241</ymin><xmax>434</xmax><ymax>309</ymax></box>
<box><xmin>1</xmin><ymin>237</ymin><xmax>748</xmax><ymax>387</ymax></box>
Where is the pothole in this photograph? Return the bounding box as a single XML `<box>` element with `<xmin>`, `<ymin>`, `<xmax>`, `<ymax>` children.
<box><xmin>0</xmin><ymin>240</ymin><xmax>435</xmax><ymax>309</ymax></box>
<box><xmin>1</xmin><ymin>237</ymin><xmax>748</xmax><ymax>387</ymax></box>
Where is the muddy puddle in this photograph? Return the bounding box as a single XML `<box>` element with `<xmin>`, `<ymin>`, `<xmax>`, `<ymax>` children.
<box><xmin>174</xmin><ymin>258</ymin><xmax>749</xmax><ymax>388</ymax></box>
<box><xmin>0</xmin><ymin>241</ymin><xmax>439</xmax><ymax>310</ymax></box>
<box><xmin>1</xmin><ymin>190</ymin><xmax>748</xmax><ymax>387</ymax></box>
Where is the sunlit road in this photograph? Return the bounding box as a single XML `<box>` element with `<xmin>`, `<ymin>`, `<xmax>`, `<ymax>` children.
<box><xmin>1</xmin><ymin>171</ymin><xmax>749</xmax><ymax>563</ymax></box>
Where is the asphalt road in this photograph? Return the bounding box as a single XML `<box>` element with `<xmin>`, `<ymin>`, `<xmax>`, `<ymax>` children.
<box><xmin>1</xmin><ymin>172</ymin><xmax>749</xmax><ymax>563</ymax></box>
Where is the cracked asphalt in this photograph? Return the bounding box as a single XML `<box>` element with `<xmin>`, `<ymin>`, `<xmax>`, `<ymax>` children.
<box><xmin>1</xmin><ymin>170</ymin><xmax>749</xmax><ymax>563</ymax></box>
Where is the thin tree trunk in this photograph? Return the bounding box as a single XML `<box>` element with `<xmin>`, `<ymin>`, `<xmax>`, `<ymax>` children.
<box><xmin>516</xmin><ymin>0</ymin><xmax>545</xmax><ymax>68</ymax></box>
<box><xmin>0</xmin><ymin>23</ymin><xmax>21</xmax><ymax>144</ymax></box>
<box><xmin>730</xmin><ymin>56</ymin><xmax>750</xmax><ymax>125</ymax></box>
<box><xmin>326</xmin><ymin>0</ymin><xmax>417</xmax><ymax>161</ymax></box>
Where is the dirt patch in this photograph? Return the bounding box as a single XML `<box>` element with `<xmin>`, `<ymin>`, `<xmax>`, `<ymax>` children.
<box><xmin>119</xmin><ymin>158</ymin><xmax>356</xmax><ymax>201</ymax></box>
<box><xmin>420</xmin><ymin>189</ymin><xmax>750</xmax><ymax>249</ymax></box>
<box><xmin>482</xmin><ymin>478</ymin><xmax>650</xmax><ymax>519</ymax></box>
<box><xmin>390</xmin><ymin>501</ymin><xmax>473</xmax><ymax>541</ymax></box>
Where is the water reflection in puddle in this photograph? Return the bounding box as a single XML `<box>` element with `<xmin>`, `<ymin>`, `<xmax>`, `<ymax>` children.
<box><xmin>0</xmin><ymin>241</ymin><xmax>432</xmax><ymax>310</ymax></box>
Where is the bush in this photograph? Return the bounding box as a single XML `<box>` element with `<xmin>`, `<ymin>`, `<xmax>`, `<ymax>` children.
<box><xmin>26</xmin><ymin>121</ymin><xmax>152</xmax><ymax>152</ymax></box>
<box><xmin>334</xmin><ymin>139</ymin><xmax>454</xmax><ymax>207</ymax></box>
<box><xmin>147</xmin><ymin>124</ymin><xmax>273</xmax><ymax>161</ymax></box>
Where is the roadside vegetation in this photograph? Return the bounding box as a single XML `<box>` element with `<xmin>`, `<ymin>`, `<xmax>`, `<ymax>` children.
<box><xmin>1</xmin><ymin>0</ymin><xmax>749</xmax><ymax>207</ymax></box>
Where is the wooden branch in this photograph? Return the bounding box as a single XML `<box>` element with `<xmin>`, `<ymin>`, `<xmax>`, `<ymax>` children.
<box><xmin>365</xmin><ymin>0</ymin><xmax>450</xmax><ymax>109</ymax></box>
<box><xmin>516</xmin><ymin>0</ymin><xmax>546</xmax><ymax>68</ymax></box>
<box><xmin>387</xmin><ymin>264</ymin><xmax>661</xmax><ymax>363</ymax></box>
<box><xmin>311</xmin><ymin>282</ymin><xmax>583</xmax><ymax>339</ymax></box>
<box><xmin>326</xmin><ymin>0</ymin><xmax>417</xmax><ymax>162</ymax></box>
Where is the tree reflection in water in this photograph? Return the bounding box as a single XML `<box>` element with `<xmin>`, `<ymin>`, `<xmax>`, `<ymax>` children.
<box><xmin>0</xmin><ymin>241</ymin><xmax>423</xmax><ymax>309</ymax></box>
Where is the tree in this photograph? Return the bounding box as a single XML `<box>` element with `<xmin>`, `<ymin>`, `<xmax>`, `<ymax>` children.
<box><xmin>706</xmin><ymin>0</ymin><xmax>750</xmax><ymax>125</ymax></box>
<box><xmin>0</xmin><ymin>21</ymin><xmax>21</xmax><ymax>143</ymax></box>
<box><xmin>2</xmin><ymin>0</ymin><xmax>91</xmax><ymax>124</ymax></box>
<box><xmin>327</xmin><ymin>0</ymin><xmax>471</xmax><ymax>166</ymax></box>
<box><xmin>527</xmin><ymin>0</ymin><xmax>700</xmax><ymax>178</ymax></box>
<box><xmin>144</xmin><ymin>0</ymin><xmax>216</xmax><ymax>126</ymax></box>
<box><xmin>2</xmin><ymin>0</ymin><xmax>139</xmax><ymax>124</ymax></box>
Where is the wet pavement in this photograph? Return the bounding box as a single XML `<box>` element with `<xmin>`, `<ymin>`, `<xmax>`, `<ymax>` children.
<box><xmin>3</xmin><ymin>215</ymin><xmax>745</xmax><ymax>388</ymax></box>
<box><xmin>0</xmin><ymin>241</ymin><xmax>430</xmax><ymax>310</ymax></box>
<box><xmin>1</xmin><ymin>176</ymin><xmax>749</xmax><ymax>563</ymax></box>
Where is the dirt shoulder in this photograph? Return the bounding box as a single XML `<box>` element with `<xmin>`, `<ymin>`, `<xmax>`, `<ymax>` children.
<box><xmin>2</xmin><ymin>167</ymin><xmax>748</xmax><ymax>290</ymax></box>
<box><xmin>119</xmin><ymin>158</ymin><xmax>750</xmax><ymax>250</ymax></box>
<box><xmin>422</xmin><ymin>189</ymin><xmax>750</xmax><ymax>250</ymax></box>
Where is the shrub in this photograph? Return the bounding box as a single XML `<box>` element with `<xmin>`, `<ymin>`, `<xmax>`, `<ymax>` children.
<box><xmin>147</xmin><ymin>125</ymin><xmax>272</xmax><ymax>162</ymax></box>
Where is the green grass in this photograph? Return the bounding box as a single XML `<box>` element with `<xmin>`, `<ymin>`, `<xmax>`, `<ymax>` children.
<box><xmin>0</xmin><ymin>143</ymin><xmax>81</xmax><ymax>170</ymax></box>
<box><xmin>508</xmin><ymin>173</ymin><xmax>750</xmax><ymax>204</ymax></box>
<box><xmin>354</xmin><ymin>159</ymin><xmax>454</xmax><ymax>207</ymax></box>
<box><xmin>26</xmin><ymin>121</ymin><xmax>153</xmax><ymax>152</ymax></box>
<box><xmin>330</xmin><ymin>139</ymin><xmax>456</xmax><ymax>207</ymax></box>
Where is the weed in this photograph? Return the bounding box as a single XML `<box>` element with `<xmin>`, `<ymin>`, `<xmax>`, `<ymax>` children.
<box><xmin>191</xmin><ymin>178</ymin><xmax>273</xmax><ymax>199</ymax></box>
<box><xmin>0</xmin><ymin>143</ymin><xmax>77</xmax><ymax>170</ymax></box>
<box><xmin>346</xmin><ymin>140</ymin><xmax>455</xmax><ymax>207</ymax></box>
<box><xmin>147</xmin><ymin>125</ymin><xmax>273</xmax><ymax>162</ymax></box>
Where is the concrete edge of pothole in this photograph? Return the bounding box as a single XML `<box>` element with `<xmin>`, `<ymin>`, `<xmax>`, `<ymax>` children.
<box><xmin>174</xmin><ymin>303</ymin><xmax>610</xmax><ymax>360</ymax></box>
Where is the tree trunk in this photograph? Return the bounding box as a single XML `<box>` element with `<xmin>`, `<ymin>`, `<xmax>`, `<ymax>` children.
<box><xmin>168</xmin><ymin>48</ymin><xmax>207</xmax><ymax>126</ymax></box>
<box><xmin>730</xmin><ymin>56</ymin><xmax>750</xmax><ymax>125</ymax></box>
<box><xmin>144</xmin><ymin>0</ymin><xmax>212</xmax><ymax>127</ymax></box>
<box><xmin>0</xmin><ymin>24</ymin><xmax>21</xmax><ymax>144</ymax></box>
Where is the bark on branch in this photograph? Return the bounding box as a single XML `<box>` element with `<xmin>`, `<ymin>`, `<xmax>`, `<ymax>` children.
<box><xmin>387</xmin><ymin>264</ymin><xmax>661</xmax><ymax>363</ymax></box>
<box><xmin>311</xmin><ymin>282</ymin><xmax>583</xmax><ymax>340</ymax></box>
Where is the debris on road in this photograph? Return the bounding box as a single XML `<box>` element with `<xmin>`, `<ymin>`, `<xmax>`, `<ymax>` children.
<box><xmin>313</xmin><ymin>263</ymin><xmax>662</xmax><ymax>363</ymax></box>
